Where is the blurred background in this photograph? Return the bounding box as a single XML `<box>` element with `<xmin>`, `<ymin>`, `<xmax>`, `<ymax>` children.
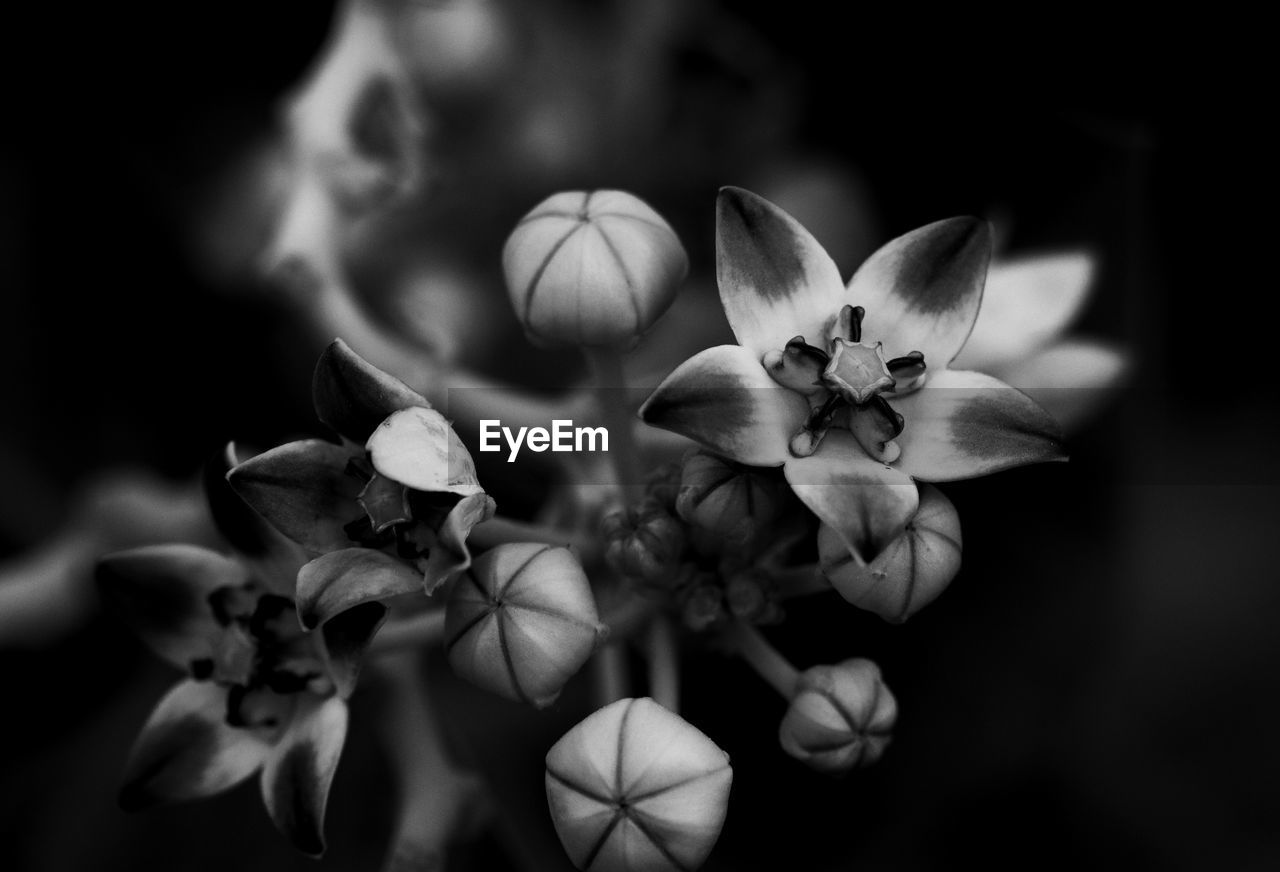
<box><xmin>3</xmin><ymin>2</ymin><xmax>1274</xmax><ymax>870</ymax></box>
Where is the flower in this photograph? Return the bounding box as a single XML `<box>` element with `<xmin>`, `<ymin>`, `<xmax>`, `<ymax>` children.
<box><xmin>502</xmin><ymin>189</ymin><xmax>688</xmax><ymax>347</ymax></box>
<box><xmin>444</xmin><ymin>543</ymin><xmax>605</xmax><ymax>707</ymax></box>
<box><xmin>228</xmin><ymin>339</ymin><xmax>495</xmax><ymax>629</ymax></box>
<box><xmin>779</xmin><ymin>658</ymin><xmax>897</xmax><ymax>775</ymax></box>
<box><xmin>97</xmin><ymin>445</ymin><xmax>386</xmax><ymax>856</ymax></box>
<box><xmin>641</xmin><ymin>187</ymin><xmax>1064</xmax><ymax>570</ymax></box>
<box><xmin>545</xmin><ymin>697</ymin><xmax>732</xmax><ymax>872</ymax></box>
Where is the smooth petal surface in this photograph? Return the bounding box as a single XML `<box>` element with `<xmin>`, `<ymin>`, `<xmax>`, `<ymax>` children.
<box><xmin>847</xmin><ymin>218</ymin><xmax>992</xmax><ymax>366</ymax></box>
<box><xmin>639</xmin><ymin>345</ymin><xmax>806</xmax><ymax>467</ymax></box>
<box><xmin>365</xmin><ymin>406</ymin><xmax>484</xmax><ymax>496</ymax></box>
<box><xmin>319</xmin><ymin>601</ymin><xmax>387</xmax><ymax>698</ymax></box>
<box><xmin>261</xmin><ymin>694</ymin><xmax>349</xmax><ymax>857</ymax></box>
<box><xmin>987</xmin><ymin>339</ymin><xmax>1127</xmax><ymax>431</ymax></box>
<box><xmin>952</xmin><ymin>252</ymin><xmax>1095</xmax><ymax>371</ymax></box>
<box><xmin>313</xmin><ymin>338</ymin><xmax>432</xmax><ymax>442</ymax></box>
<box><xmin>716</xmin><ymin>187</ymin><xmax>846</xmax><ymax>357</ymax></box>
<box><xmin>228</xmin><ymin>440</ymin><xmax>363</xmax><ymax>554</ymax></box>
<box><xmin>783</xmin><ymin>431</ymin><xmax>919</xmax><ymax>562</ymax></box>
<box><xmin>420</xmin><ymin>492</ymin><xmax>496</xmax><ymax>594</ymax></box>
<box><xmin>120</xmin><ymin>680</ymin><xmax>270</xmax><ymax>811</ymax></box>
<box><xmin>296</xmin><ymin>548</ymin><xmax>423</xmax><ymax>629</ymax></box>
<box><xmin>894</xmin><ymin>370</ymin><xmax>1066</xmax><ymax>481</ymax></box>
<box><xmin>98</xmin><ymin>545</ymin><xmax>245</xmax><ymax>670</ymax></box>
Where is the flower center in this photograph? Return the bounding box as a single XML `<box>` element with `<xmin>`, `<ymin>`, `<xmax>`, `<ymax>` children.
<box><xmin>822</xmin><ymin>339</ymin><xmax>895</xmax><ymax>405</ymax></box>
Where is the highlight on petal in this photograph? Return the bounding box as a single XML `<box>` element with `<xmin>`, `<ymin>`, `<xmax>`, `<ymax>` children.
<box><xmin>420</xmin><ymin>492</ymin><xmax>496</xmax><ymax>594</ymax></box>
<box><xmin>260</xmin><ymin>694</ymin><xmax>349</xmax><ymax>857</ymax></box>
<box><xmin>318</xmin><ymin>601</ymin><xmax>387</xmax><ymax>698</ymax></box>
<box><xmin>296</xmin><ymin>548</ymin><xmax>423</xmax><ymax>630</ymax></box>
<box><xmin>365</xmin><ymin>406</ymin><xmax>485</xmax><ymax>497</ymax></box>
<box><xmin>847</xmin><ymin>217</ymin><xmax>992</xmax><ymax>366</ymax></box>
<box><xmin>783</xmin><ymin>430</ymin><xmax>920</xmax><ymax>562</ymax></box>
<box><xmin>716</xmin><ymin>186</ymin><xmax>847</xmax><ymax>357</ymax></box>
<box><xmin>227</xmin><ymin>440</ymin><xmax>363</xmax><ymax>555</ymax></box>
<box><xmin>952</xmin><ymin>252</ymin><xmax>1096</xmax><ymax>371</ymax></box>
<box><xmin>97</xmin><ymin>545</ymin><xmax>246</xmax><ymax>670</ymax></box>
<box><xmin>893</xmin><ymin>369</ymin><xmax>1067</xmax><ymax>482</ymax></box>
<box><xmin>986</xmin><ymin>339</ymin><xmax>1128</xmax><ymax>432</ymax></box>
<box><xmin>313</xmin><ymin>338</ymin><xmax>432</xmax><ymax>443</ymax></box>
<box><xmin>119</xmin><ymin>680</ymin><xmax>270</xmax><ymax>811</ymax></box>
<box><xmin>639</xmin><ymin>344</ymin><xmax>807</xmax><ymax>467</ymax></box>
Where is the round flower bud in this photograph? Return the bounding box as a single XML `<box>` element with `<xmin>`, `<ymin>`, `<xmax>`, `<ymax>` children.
<box><xmin>602</xmin><ymin>499</ymin><xmax>686</xmax><ymax>584</ymax></box>
<box><xmin>445</xmin><ymin>543</ymin><xmax>604</xmax><ymax>708</ymax></box>
<box><xmin>502</xmin><ymin>190</ymin><xmax>688</xmax><ymax>347</ymax></box>
<box><xmin>817</xmin><ymin>484</ymin><xmax>962</xmax><ymax>623</ymax></box>
<box><xmin>675</xmin><ymin>451</ymin><xmax>787</xmax><ymax>545</ymax></box>
<box><xmin>680</xmin><ymin>583</ymin><xmax>725</xmax><ymax>633</ymax></box>
<box><xmin>545</xmin><ymin>697</ymin><xmax>732</xmax><ymax>872</ymax></box>
<box><xmin>779</xmin><ymin>658</ymin><xmax>897</xmax><ymax>775</ymax></box>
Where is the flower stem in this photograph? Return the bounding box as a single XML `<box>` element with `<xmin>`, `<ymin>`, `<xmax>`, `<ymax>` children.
<box><xmin>584</xmin><ymin>347</ymin><xmax>643</xmax><ymax>499</ymax></box>
<box><xmin>646</xmin><ymin>614</ymin><xmax>680</xmax><ymax>712</ymax></box>
<box><xmin>771</xmin><ymin>564</ymin><xmax>832</xmax><ymax>599</ymax></box>
<box><xmin>592</xmin><ymin>642</ymin><xmax>630</xmax><ymax>705</ymax></box>
<box><xmin>372</xmin><ymin>609</ymin><xmax>447</xmax><ymax>654</ymax></box>
<box><xmin>723</xmin><ymin>620</ymin><xmax>801</xmax><ymax>699</ymax></box>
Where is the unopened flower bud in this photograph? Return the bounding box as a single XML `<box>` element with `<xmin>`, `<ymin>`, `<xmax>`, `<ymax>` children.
<box><xmin>675</xmin><ymin>450</ymin><xmax>787</xmax><ymax>544</ymax></box>
<box><xmin>502</xmin><ymin>190</ymin><xmax>688</xmax><ymax>347</ymax></box>
<box><xmin>602</xmin><ymin>499</ymin><xmax>686</xmax><ymax>583</ymax></box>
<box><xmin>445</xmin><ymin>543</ymin><xmax>604</xmax><ymax>708</ymax></box>
<box><xmin>779</xmin><ymin>658</ymin><xmax>896</xmax><ymax>775</ymax></box>
<box><xmin>724</xmin><ymin>571</ymin><xmax>768</xmax><ymax>621</ymax></box>
<box><xmin>643</xmin><ymin>462</ymin><xmax>683</xmax><ymax>511</ymax></box>
<box><xmin>681</xmin><ymin>584</ymin><xmax>725</xmax><ymax>633</ymax></box>
<box><xmin>545</xmin><ymin>697</ymin><xmax>732</xmax><ymax>872</ymax></box>
<box><xmin>817</xmin><ymin>484</ymin><xmax>962</xmax><ymax>623</ymax></box>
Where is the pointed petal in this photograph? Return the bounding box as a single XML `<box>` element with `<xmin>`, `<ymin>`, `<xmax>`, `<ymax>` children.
<box><xmin>261</xmin><ymin>695</ymin><xmax>348</xmax><ymax>857</ymax></box>
<box><xmin>848</xmin><ymin>217</ymin><xmax>992</xmax><ymax>366</ymax></box>
<box><xmin>296</xmin><ymin>548</ymin><xmax>423</xmax><ymax>630</ymax></box>
<box><xmin>783</xmin><ymin>431</ymin><xmax>919</xmax><ymax>562</ymax></box>
<box><xmin>365</xmin><ymin>406</ymin><xmax>485</xmax><ymax>497</ymax></box>
<box><xmin>119</xmin><ymin>680</ymin><xmax>270</xmax><ymax>811</ymax></box>
<box><xmin>97</xmin><ymin>545</ymin><xmax>245</xmax><ymax>670</ymax></box>
<box><xmin>313</xmin><ymin>338</ymin><xmax>432</xmax><ymax>443</ymax></box>
<box><xmin>227</xmin><ymin>440</ymin><xmax>363</xmax><ymax>554</ymax></box>
<box><xmin>716</xmin><ymin>187</ymin><xmax>847</xmax><ymax>357</ymax></box>
<box><xmin>986</xmin><ymin>339</ymin><xmax>1127</xmax><ymax>432</ymax></box>
<box><xmin>639</xmin><ymin>345</ymin><xmax>806</xmax><ymax>467</ymax></box>
<box><xmin>953</xmin><ymin>252</ymin><xmax>1096</xmax><ymax>371</ymax></box>
<box><xmin>319</xmin><ymin>601</ymin><xmax>387</xmax><ymax>698</ymax></box>
<box><xmin>894</xmin><ymin>369</ymin><xmax>1066</xmax><ymax>481</ymax></box>
<box><xmin>420</xmin><ymin>492</ymin><xmax>496</xmax><ymax>594</ymax></box>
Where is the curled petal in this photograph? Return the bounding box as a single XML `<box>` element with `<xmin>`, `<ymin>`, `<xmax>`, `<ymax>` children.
<box><xmin>97</xmin><ymin>545</ymin><xmax>246</xmax><ymax>670</ymax></box>
<box><xmin>894</xmin><ymin>370</ymin><xmax>1066</xmax><ymax>482</ymax></box>
<box><xmin>847</xmin><ymin>217</ymin><xmax>992</xmax><ymax>366</ymax></box>
<box><xmin>716</xmin><ymin>187</ymin><xmax>847</xmax><ymax>357</ymax></box>
<box><xmin>319</xmin><ymin>601</ymin><xmax>387</xmax><ymax>698</ymax></box>
<box><xmin>952</xmin><ymin>252</ymin><xmax>1096</xmax><ymax>371</ymax></box>
<box><xmin>986</xmin><ymin>339</ymin><xmax>1128</xmax><ymax>432</ymax></box>
<box><xmin>640</xmin><ymin>345</ymin><xmax>807</xmax><ymax>467</ymax></box>
<box><xmin>314</xmin><ymin>337</ymin><xmax>433</xmax><ymax>445</ymax></box>
<box><xmin>261</xmin><ymin>694</ymin><xmax>349</xmax><ymax>857</ymax></box>
<box><xmin>421</xmin><ymin>492</ymin><xmax>496</xmax><ymax>594</ymax></box>
<box><xmin>227</xmin><ymin>440</ymin><xmax>363</xmax><ymax>554</ymax></box>
<box><xmin>783</xmin><ymin>431</ymin><xmax>919</xmax><ymax>562</ymax></box>
<box><xmin>365</xmin><ymin>406</ymin><xmax>485</xmax><ymax>497</ymax></box>
<box><xmin>119</xmin><ymin>680</ymin><xmax>270</xmax><ymax>811</ymax></box>
<box><xmin>296</xmin><ymin>548</ymin><xmax>424</xmax><ymax>630</ymax></box>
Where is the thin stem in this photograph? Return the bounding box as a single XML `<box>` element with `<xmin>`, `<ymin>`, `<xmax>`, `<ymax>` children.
<box><xmin>645</xmin><ymin>614</ymin><xmax>680</xmax><ymax>712</ymax></box>
<box><xmin>592</xmin><ymin>642</ymin><xmax>630</xmax><ymax>705</ymax></box>
<box><xmin>723</xmin><ymin>620</ymin><xmax>801</xmax><ymax>699</ymax></box>
<box><xmin>584</xmin><ymin>347</ymin><xmax>643</xmax><ymax>499</ymax></box>
<box><xmin>771</xmin><ymin>564</ymin><xmax>833</xmax><ymax>599</ymax></box>
<box><xmin>371</xmin><ymin>609</ymin><xmax>447</xmax><ymax>654</ymax></box>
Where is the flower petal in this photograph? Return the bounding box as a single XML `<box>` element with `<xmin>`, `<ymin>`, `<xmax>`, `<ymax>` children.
<box><xmin>984</xmin><ymin>339</ymin><xmax>1127</xmax><ymax>432</ymax></box>
<box><xmin>97</xmin><ymin>545</ymin><xmax>246</xmax><ymax>670</ymax></box>
<box><xmin>952</xmin><ymin>252</ymin><xmax>1096</xmax><ymax>371</ymax></box>
<box><xmin>421</xmin><ymin>492</ymin><xmax>496</xmax><ymax>594</ymax></box>
<box><xmin>296</xmin><ymin>548</ymin><xmax>423</xmax><ymax>630</ymax></box>
<box><xmin>716</xmin><ymin>186</ymin><xmax>846</xmax><ymax>357</ymax></box>
<box><xmin>847</xmin><ymin>217</ymin><xmax>992</xmax><ymax>366</ymax></box>
<box><xmin>365</xmin><ymin>406</ymin><xmax>485</xmax><ymax>497</ymax></box>
<box><xmin>260</xmin><ymin>694</ymin><xmax>348</xmax><ymax>857</ymax></box>
<box><xmin>227</xmin><ymin>440</ymin><xmax>363</xmax><ymax>555</ymax></box>
<box><xmin>639</xmin><ymin>345</ymin><xmax>806</xmax><ymax>467</ymax></box>
<box><xmin>313</xmin><ymin>338</ymin><xmax>432</xmax><ymax>443</ymax></box>
<box><xmin>894</xmin><ymin>369</ymin><xmax>1066</xmax><ymax>481</ymax></box>
<box><xmin>318</xmin><ymin>601</ymin><xmax>387</xmax><ymax>698</ymax></box>
<box><xmin>782</xmin><ymin>431</ymin><xmax>919</xmax><ymax>562</ymax></box>
<box><xmin>119</xmin><ymin>680</ymin><xmax>270</xmax><ymax>811</ymax></box>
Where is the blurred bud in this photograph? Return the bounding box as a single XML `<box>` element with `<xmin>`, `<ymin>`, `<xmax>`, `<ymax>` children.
<box><xmin>445</xmin><ymin>543</ymin><xmax>604</xmax><ymax>708</ymax></box>
<box><xmin>817</xmin><ymin>484</ymin><xmax>962</xmax><ymax>623</ymax></box>
<box><xmin>779</xmin><ymin>658</ymin><xmax>897</xmax><ymax>775</ymax></box>
<box><xmin>724</xmin><ymin>570</ymin><xmax>782</xmax><ymax>624</ymax></box>
<box><xmin>602</xmin><ymin>498</ymin><xmax>686</xmax><ymax>583</ymax></box>
<box><xmin>502</xmin><ymin>190</ymin><xmax>688</xmax><ymax>347</ymax></box>
<box><xmin>675</xmin><ymin>451</ymin><xmax>787</xmax><ymax>545</ymax></box>
<box><xmin>681</xmin><ymin>583</ymin><xmax>725</xmax><ymax>633</ymax></box>
<box><xmin>545</xmin><ymin>697</ymin><xmax>732</xmax><ymax>872</ymax></box>
<box><xmin>643</xmin><ymin>462</ymin><xmax>683</xmax><ymax>512</ymax></box>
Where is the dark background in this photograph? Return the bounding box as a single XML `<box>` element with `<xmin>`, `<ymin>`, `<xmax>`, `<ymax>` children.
<box><xmin>3</xmin><ymin>3</ymin><xmax>1274</xmax><ymax>870</ymax></box>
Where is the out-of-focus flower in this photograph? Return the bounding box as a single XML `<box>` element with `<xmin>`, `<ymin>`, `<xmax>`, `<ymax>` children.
<box><xmin>229</xmin><ymin>340</ymin><xmax>494</xmax><ymax>629</ymax></box>
<box><xmin>642</xmin><ymin>188</ymin><xmax>1063</xmax><ymax>577</ymax></box>
<box><xmin>98</xmin><ymin>447</ymin><xmax>385</xmax><ymax>856</ymax></box>
<box><xmin>602</xmin><ymin>498</ymin><xmax>687</xmax><ymax>584</ymax></box>
<box><xmin>675</xmin><ymin>449</ymin><xmax>789</xmax><ymax>547</ymax></box>
<box><xmin>444</xmin><ymin>543</ymin><xmax>604</xmax><ymax>707</ymax></box>
<box><xmin>502</xmin><ymin>190</ymin><xmax>688</xmax><ymax>348</ymax></box>
<box><xmin>817</xmin><ymin>483</ymin><xmax>962</xmax><ymax>622</ymax></box>
<box><xmin>779</xmin><ymin>658</ymin><xmax>897</xmax><ymax>776</ymax></box>
<box><xmin>545</xmin><ymin>697</ymin><xmax>732</xmax><ymax>872</ymax></box>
